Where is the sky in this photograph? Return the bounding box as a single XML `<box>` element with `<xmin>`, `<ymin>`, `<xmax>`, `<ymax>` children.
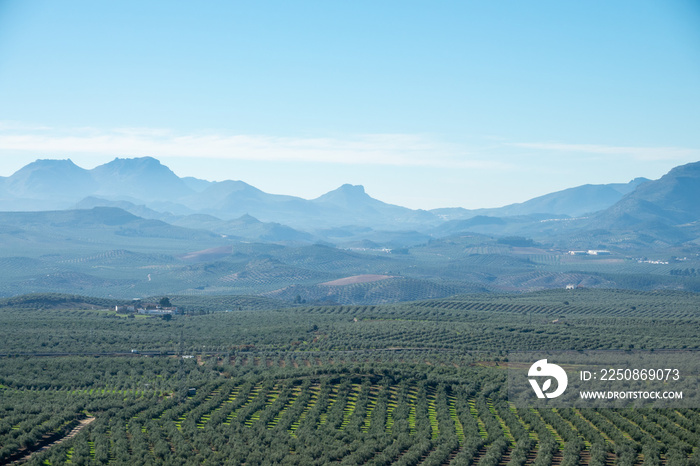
<box><xmin>0</xmin><ymin>0</ymin><xmax>699</xmax><ymax>209</ymax></box>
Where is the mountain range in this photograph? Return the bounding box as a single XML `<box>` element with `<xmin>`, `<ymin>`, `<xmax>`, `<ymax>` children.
<box><xmin>1</xmin><ymin>156</ymin><xmax>700</xmax><ymax>248</ymax></box>
<box><xmin>432</xmin><ymin>177</ymin><xmax>649</xmax><ymax>220</ymax></box>
<box><xmin>1</xmin><ymin>157</ymin><xmax>700</xmax><ymax>301</ymax></box>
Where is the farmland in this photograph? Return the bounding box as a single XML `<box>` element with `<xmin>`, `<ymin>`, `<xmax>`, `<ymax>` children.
<box><xmin>0</xmin><ymin>289</ymin><xmax>699</xmax><ymax>464</ymax></box>
<box><xmin>1</xmin><ymin>224</ymin><xmax>699</xmax><ymax>303</ymax></box>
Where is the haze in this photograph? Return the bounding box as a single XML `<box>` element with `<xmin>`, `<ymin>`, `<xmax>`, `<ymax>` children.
<box><xmin>0</xmin><ymin>0</ymin><xmax>699</xmax><ymax>209</ymax></box>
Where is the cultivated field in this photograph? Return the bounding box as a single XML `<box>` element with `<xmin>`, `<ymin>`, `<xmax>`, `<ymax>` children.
<box><xmin>0</xmin><ymin>289</ymin><xmax>698</xmax><ymax>464</ymax></box>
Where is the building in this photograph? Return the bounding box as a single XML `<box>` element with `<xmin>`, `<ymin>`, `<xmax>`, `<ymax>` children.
<box><xmin>568</xmin><ymin>250</ymin><xmax>611</xmax><ymax>256</ymax></box>
<box><xmin>137</xmin><ymin>306</ymin><xmax>179</xmax><ymax>315</ymax></box>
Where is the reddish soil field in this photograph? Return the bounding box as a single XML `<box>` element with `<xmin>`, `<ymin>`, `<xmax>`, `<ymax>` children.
<box><xmin>179</xmin><ymin>246</ymin><xmax>233</xmax><ymax>262</ymax></box>
<box><xmin>320</xmin><ymin>274</ymin><xmax>394</xmax><ymax>286</ymax></box>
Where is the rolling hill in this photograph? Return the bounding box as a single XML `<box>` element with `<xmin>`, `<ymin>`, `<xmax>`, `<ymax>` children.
<box><xmin>574</xmin><ymin>161</ymin><xmax>700</xmax><ymax>246</ymax></box>
<box><xmin>432</xmin><ymin>177</ymin><xmax>649</xmax><ymax>220</ymax></box>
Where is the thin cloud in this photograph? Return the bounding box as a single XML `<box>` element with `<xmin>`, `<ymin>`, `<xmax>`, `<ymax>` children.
<box><xmin>0</xmin><ymin>124</ymin><xmax>512</xmax><ymax>170</ymax></box>
<box><xmin>509</xmin><ymin>142</ymin><xmax>699</xmax><ymax>161</ymax></box>
<box><xmin>0</xmin><ymin>121</ymin><xmax>54</xmax><ymax>131</ymax></box>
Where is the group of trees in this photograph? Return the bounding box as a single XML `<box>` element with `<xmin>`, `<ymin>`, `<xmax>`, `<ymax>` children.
<box><xmin>2</xmin><ymin>289</ymin><xmax>699</xmax><ymax>357</ymax></box>
<box><xmin>671</xmin><ymin>268</ymin><xmax>698</xmax><ymax>277</ymax></box>
<box><xmin>8</xmin><ymin>362</ymin><xmax>699</xmax><ymax>465</ymax></box>
<box><xmin>1</xmin><ymin>288</ymin><xmax>699</xmax><ymax>464</ymax></box>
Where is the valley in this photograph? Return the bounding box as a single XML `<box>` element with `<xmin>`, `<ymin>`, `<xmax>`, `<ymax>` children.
<box><xmin>1</xmin><ymin>158</ymin><xmax>699</xmax><ymax>465</ymax></box>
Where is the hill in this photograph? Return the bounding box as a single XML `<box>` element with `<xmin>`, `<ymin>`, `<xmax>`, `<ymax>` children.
<box><xmin>432</xmin><ymin>177</ymin><xmax>649</xmax><ymax>220</ymax></box>
<box><xmin>594</xmin><ymin>162</ymin><xmax>700</xmax><ymax>226</ymax></box>
<box><xmin>581</xmin><ymin>161</ymin><xmax>700</xmax><ymax>246</ymax></box>
<box><xmin>0</xmin><ymin>292</ymin><xmax>122</xmax><ymax>310</ymax></box>
<box><xmin>1</xmin><ymin>159</ymin><xmax>98</xmax><ymax>209</ymax></box>
<box><xmin>311</xmin><ymin>184</ymin><xmax>438</xmax><ymax>229</ymax></box>
<box><xmin>90</xmin><ymin>156</ymin><xmax>193</xmax><ymax>201</ymax></box>
<box><xmin>0</xmin><ymin>207</ymin><xmax>222</xmax><ymax>258</ymax></box>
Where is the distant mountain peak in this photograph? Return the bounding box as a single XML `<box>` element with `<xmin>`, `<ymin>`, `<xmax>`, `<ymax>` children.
<box><xmin>26</xmin><ymin>158</ymin><xmax>78</xmax><ymax>167</ymax></box>
<box><xmin>237</xmin><ymin>213</ymin><xmax>262</xmax><ymax>224</ymax></box>
<box><xmin>15</xmin><ymin>158</ymin><xmax>84</xmax><ymax>174</ymax></box>
<box><xmin>96</xmin><ymin>156</ymin><xmax>169</xmax><ymax>172</ymax></box>
<box><xmin>338</xmin><ymin>184</ymin><xmax>366</xmax><ymax>194</ymax></box>
<box><xmin>315</xmin><ymin>184</ymin><xmax>369</xmax><ymax>203</ymax></box>
<box><xmin>667</xmin><ymin>160</ymin><xmax>700</xmax><ymax>177</ymax></box>
<box><xmin>629</xmin><ymin>177</ymin><xmax>650</xmax><ymax>184</ymax></box>
<box><xmin>590</xmin><ymin>160</ymin><xmax>700</xmax><ymax>237</ymax></box>
<box><xmin>4</xmin><ymin>158</ymin><xmax>95</xmax><ymax>203</ymax></box>
<box><xmin>89</xmin><ymin>156</ymin><xmax>191</xmax><ymax>201</ymax></box>
<box><xmin>115</xmin><ymin>156</ymin><xmax>157</xmax><ymax>162</ymax></box>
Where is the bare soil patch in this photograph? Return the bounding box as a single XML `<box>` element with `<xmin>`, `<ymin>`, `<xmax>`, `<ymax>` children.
<box><xmin>320</xmin><ymin>274</ymin><xmax>394</xmax><ymax>286</ymax></box>
<box><xmin>179</xmin><ymin>246</ymin><xmax>232</xmax><ymax>262</ymax></box>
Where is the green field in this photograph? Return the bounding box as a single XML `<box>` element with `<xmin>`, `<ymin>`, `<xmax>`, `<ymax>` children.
<box><xmin>0</xmin><ymin>289</ymin><xmax>699</xmax><ymax>464</ymax></box>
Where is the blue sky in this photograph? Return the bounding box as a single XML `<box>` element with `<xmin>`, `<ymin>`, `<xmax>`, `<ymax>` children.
<box><xmin>0</xmin><ymin>0</ymin><xmax>698</xmax><ymax>209</ymax></box>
